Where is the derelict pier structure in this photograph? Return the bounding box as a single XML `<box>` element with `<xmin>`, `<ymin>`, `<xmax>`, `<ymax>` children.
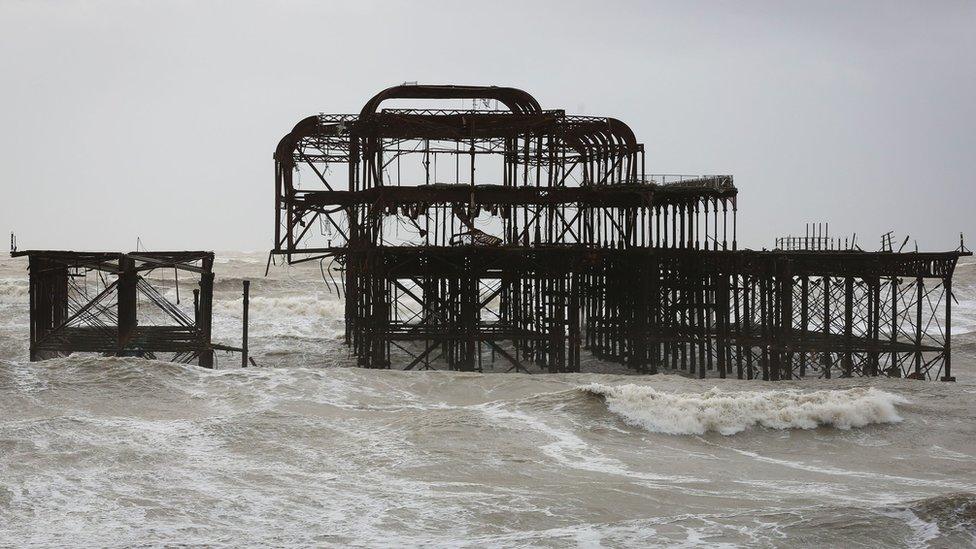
<box><xmin>12</xmin><ymin>251</ymin><xmax>219</xmax><ymax>365</ymax></box>
<box><xmin>273</xmin><ymin>84</ymin><xmax>968</xmax><ymax>381</ymax></box>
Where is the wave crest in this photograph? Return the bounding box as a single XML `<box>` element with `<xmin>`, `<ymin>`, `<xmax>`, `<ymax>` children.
<box><xmin>578</xmin><ymin>383</ymin><xmax>909</xmax><ymax>435</ymax></box>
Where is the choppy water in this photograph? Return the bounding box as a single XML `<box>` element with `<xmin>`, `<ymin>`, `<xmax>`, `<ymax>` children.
<box><xmin>1</xmin><ymin>253</ymin><xmax>976</xmax><ymax>547</ymax></box>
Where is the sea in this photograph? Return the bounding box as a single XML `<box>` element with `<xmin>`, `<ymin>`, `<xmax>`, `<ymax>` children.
<box><xmin>1</xmin><ymin>252</ymin><xmax>975</xmax><ymax>547</ymax></box>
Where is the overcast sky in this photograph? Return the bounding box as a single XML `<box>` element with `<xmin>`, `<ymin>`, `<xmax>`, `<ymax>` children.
<box><xmin>1</xmin><ymin>0</ymin><xmax>973</xmax><ymax>252</ymax></box>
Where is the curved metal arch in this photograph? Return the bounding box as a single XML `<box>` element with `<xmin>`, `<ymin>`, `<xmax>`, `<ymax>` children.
<box><xmin>274</xmin><ymin>115</ymin><xmax>321</xmax><ymax>164</ymax></box>
<box><xmin>565</xmin><ymin>118</ymin><xmax>637</xmax><ymax>151</ymax></box>
<box><xmin>558</xmin><ymin>118</ymin><xmax>639</xmax><ymax>156</ymax></box>
<box><xmin>555</xmin><ymin>117</ymin><xmax>641</xmax><ymax>184</ymax></box>
<box><xmin>274</xmin><ymin>115</ymin><xmax>352</xmax><ymax>164</ymax></box>
<box><xmin>605</xmin><ymin>118</ymin><xmax>637</xmax><ymax>151</ymax></box>
<box><xmin>359</xmin><ymin>84</ymin><xmax>542</xmax><ymax>118</ymax></box>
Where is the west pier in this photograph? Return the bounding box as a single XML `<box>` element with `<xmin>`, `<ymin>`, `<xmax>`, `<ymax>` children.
<box><xmin>272</xmin><ymin>84</ymin><xmax>969</xmax><ymax>380</ymax></box>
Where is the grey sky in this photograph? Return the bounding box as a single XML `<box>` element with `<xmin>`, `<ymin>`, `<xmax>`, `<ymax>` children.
<box><xmin>1</xmin><ymin>0</ymin><xmax>973</xmax><ymax>252</ymax></box>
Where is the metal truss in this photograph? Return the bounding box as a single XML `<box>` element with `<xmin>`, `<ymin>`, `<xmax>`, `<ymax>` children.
<box><xmin>271</xmin><ymin>84</ymin><xmax>968</xmax><ymax>380</ymax></box>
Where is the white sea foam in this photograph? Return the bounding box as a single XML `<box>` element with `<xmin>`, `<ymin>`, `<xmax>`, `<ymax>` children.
<box><xmin>210</xmin><ymin>294</ymin><xmax>347</xmax><ymax>342</ymax></box>
<box><xmin>477</xmin><ymin>402</ymin><xmax>695</xmax><ymax>484</ymax></box>
<box><xmin>878</xmin><ymin>508</ymin><xmax>941</xmax><ymax>548</ymax></box>
<box><xmin>949</xmin><ymin>296</ymin><xmax>976</xmax><ymax>335</ymax></box>
<box><xmin>579</xmin><ymin>384</ymin><xmax>909</xmax><ymax>436</ymax></box>
<box><xmin>213</xmin><ymin>294</ymin><xmax>344</xmax><ymax>319</ymax></box>
<box><xmin>0</xmin><ymin>279</ymin><xmax>28</xmax><ymax>301</ymax></box>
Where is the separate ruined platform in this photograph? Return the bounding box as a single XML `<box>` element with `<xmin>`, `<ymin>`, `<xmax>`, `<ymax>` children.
<box><xmin>272</xmin><ymin>84</ymin><xmax>969</xmax><ymax>380</ymax></box>
<box><xmin>11</xmin><ymin>250</ymin><xmax>222</xmax><ymax>367</ymax></box>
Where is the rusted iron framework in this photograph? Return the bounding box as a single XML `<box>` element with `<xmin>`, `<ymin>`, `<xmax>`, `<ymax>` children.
<box><xmin>12</xmin><ymin>250</ymin><xmax>221</xmax><ymax>367</ymax></box>
<box><xmin>273</xmin><ymin>84</ymin><xmax>968</xmax><ymax>380</ymax></box>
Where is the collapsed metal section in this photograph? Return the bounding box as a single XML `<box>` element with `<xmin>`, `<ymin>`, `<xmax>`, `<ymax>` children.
<box><xmin>273</xmin><ymin>84</ymin><xmax>968</xmax><ymax>380</ymax></box>
<box><xmin>13</xmin><ymin>250</ymin><xmax>221</xmax><ymax>367</ymax></box>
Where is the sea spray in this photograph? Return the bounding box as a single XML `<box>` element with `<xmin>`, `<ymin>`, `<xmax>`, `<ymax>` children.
<box><xmin>579</xmin><ymin>384</ymin><xmax>909</xmax><ymax>435</ymax></box>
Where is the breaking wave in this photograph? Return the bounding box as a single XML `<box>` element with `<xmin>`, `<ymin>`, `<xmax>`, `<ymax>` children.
<box><xmin>886</xmin><ymin>492</ymin><xmax>976</xmax><ymax>546</ymax></box>
<box><xmin>579</xmin><ymin>384</ymin><xmax>909</xmax><ymax>435</ymax></box>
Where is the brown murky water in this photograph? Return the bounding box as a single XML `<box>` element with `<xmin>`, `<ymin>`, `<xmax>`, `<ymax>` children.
<box><xmin>1</xmin><ymin>253</ymin><xmax>975</xmax><ymax>547</ymax></box>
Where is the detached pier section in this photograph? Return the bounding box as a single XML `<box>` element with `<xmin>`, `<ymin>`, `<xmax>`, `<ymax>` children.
<box><xmin>13</xmin><ymin>250</ymin><xmax>218</xmax><ymax>367</ymax></box>
<box><xmin>272</xmin><ymin>84</ymin><xmax>968</xmax><ymax>380</ymax></box>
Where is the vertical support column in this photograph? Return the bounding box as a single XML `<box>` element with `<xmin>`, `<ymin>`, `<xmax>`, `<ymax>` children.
<box><xmin>569</xmin><ymin>272</ymin><xmax>581</xmax><ymax>373</ymax></box>
<box><xmin>760</xmin><ymin>274</ymin><xmax>770</xmax><ymax>381</ymax></box>
<box><xmin>697</xmin><ymin>264</ymin><xmax>708</xmax><ymax>379</ymax></box>
<box><xmin>943</xmin><ymin>275</ymin><xmax>954</xmax><ymax>381</ymax></box>
<box><xmin>731</xmin><ymin>197</ymin><xmax>737</xmax><ymax>251</ymax></box>
<box><xmin>716</xmin><ymin>267</ymin><xmax>729</xmax><ymax>379</ymax></box>
<box><xmin>686</xmin><ymin>260</ymin><xmax>707</xmax><ymax>379</ymax></box>
<box><xmin>284</xmin><ymin>165</ymin><xmax>295</xmax><ymax>263</ymax></box>
<box><xmin>679</xmin><ymin>204</ymin><xmax>686</xmax><ymax>249</ymax></box>
<box><xmin>915</xmin><ymin>276</ymin><xmax>923</xmax><ymax>378</ymax></box>
<box><xmin>198</xmin><ymin>255</ymin><xmax>215</xmax><ymax>369</ymax></box>
<box><xmin>370</xmin><ymin>266</ymin><xmax>391</xmax><ymax>369</ymax></box>
<box><xmin>458</xmin><ymin>259</ymin><xmax>477</xmax><ymax>372</ymax></box>
<box><xmin>117</xmin><ymin>255</ymin><xmax>138</xmax><ymax>355</ymax></box>
<box><xmin>780</xmin><ymin>260</ymin><xmax>794</xmax><ymax>380</ymax></box>
<box><xmin>734</xmin><ymin>270</ymin><xmax>744</xmax><ymax>379</ymax></box>
<box><xmin>649</xmin><ymin>253</ymin><xmax>660</xmax><ymax>374</ymax></box>
<box><xmin>682</xmin><ymin>257</ymin><xmax>692</xmax><ymax>373</ymax></box>
<box><xmin>843</xmin><ymin>276</ymin><xmax>853</xmax><ymax>377</ymax></box>
<box><xmin>345</xmin><ymin>251</ymin><xmax>359</xmax><ymax>345</ymax></box>
<box><xmin>799</xmin><ymin>275</ymin><xmax>808</xmax><ymax>377</ymax></box>
<box><xmin>890</xmin><ymin>276</ymin><xmax>899</xmax><ymax>376</ymax></box>
<box><xmin>28</xmin><ymin>261</ymin><xmax>37</xmax><ymax>361</ymax></box>
<box><xmin>275</xmin><ymin>161</ymin><xmax>283</xmax><ymax>252</ymax></box>
<box><xmin>634</xmin><ymin>255</ymin><xmax>645</xmax><ymax>371</ymax></box>
<box><xmin>27</xmin><ymin>257</ymin><xmax>69</xmax><ymax>362</ymax></box>
<box><xmin>193</xmin><ymin>289</ymin><xmax>200</xmax><ymax>324</ymax></box>
<box><xmin>822</xmin><ymin>276</ymin><xmax>831</xmax><ymax>379</ymax></box>
<box><xmin>703</xmin><ymin>270</ymin><xmax>714</xmax><ymax>375</ymax></box>
<box><xmin>552</xmin><ymin>274</ymin><xmax>566</xmax><ymax>372</ymax></box>
<box><xmin>744</xmin><ymin>275</ymin><xmax>753</xmax><ymax>379</ymax></box>
<box><xmin>869</xmin><ymin>278</ymin><xmax>880</xmax><ymax>376</ymax></box>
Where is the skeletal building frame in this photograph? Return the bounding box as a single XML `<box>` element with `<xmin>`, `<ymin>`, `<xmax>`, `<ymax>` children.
<box><xmin>273</xmin><ymin>84</ymin><xmax>967</xmax><ymax>380</ymax></box>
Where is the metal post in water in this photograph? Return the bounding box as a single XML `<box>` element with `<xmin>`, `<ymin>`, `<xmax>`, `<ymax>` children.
<box><xmin>242</xmin><ymin>280</ymin><xmax>250</xmax><ymax>368</ymax></box>
<box><xmin>944</xmin><ymin>275</ymin><xmax>953</xmax><ymax>381</ymax></box>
